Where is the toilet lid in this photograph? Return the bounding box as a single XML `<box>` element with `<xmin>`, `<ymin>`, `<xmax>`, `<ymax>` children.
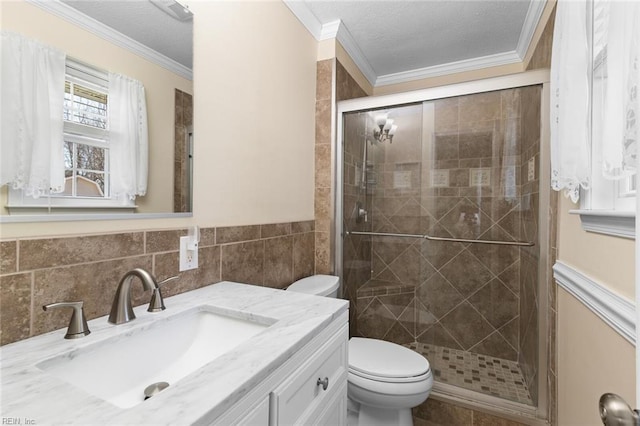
<box><xmin>349</xmin><ymin>338</ymin><xmax>430</xmax><ymax>379</ymax></box>
<box><xmin>287</xmin><ymin>275</ymin><xmax>339</xmax><ymax>297</ymax></box>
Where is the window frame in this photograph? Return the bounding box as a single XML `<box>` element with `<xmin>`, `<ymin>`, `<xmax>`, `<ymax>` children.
<box><xmin>6</xmin><ymin>58</ymin><xmax>137</xmax><ymax>213</ymax></box>
<box><xmin>572</xmin><ymin>0</ymin><xmax>636</xmax><ymax>239</ymax></box>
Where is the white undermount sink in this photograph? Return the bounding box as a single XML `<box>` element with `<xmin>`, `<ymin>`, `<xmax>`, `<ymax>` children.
<box><xmin>37</xmin><ymin>305</ymin><xmax>274</xmax><ymax>409</ymax></box>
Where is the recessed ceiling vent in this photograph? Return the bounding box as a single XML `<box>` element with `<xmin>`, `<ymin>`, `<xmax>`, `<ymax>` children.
<box><xmin>149</xmin><ymin>0</ymin><xmax>193</xmax><ymax>22</ymax></box>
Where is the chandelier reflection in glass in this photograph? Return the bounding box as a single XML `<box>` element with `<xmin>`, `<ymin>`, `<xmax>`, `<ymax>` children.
<box><xmin>373</xmin><ymin>113</ymin><xmax>398</xmax><ymax>143</ymax></box>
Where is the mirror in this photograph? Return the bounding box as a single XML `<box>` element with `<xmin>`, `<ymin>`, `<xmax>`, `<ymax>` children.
<box><xmin>0</xmin><ymin>0</ymin><xmax>193</xmax><ymax>218</ymax></box>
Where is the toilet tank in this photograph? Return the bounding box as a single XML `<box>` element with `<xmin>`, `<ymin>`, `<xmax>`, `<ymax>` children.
<box><xmin>287</xmin><ymin>275</ymin><xmax>340</xmax><ymax>298</ymax></box>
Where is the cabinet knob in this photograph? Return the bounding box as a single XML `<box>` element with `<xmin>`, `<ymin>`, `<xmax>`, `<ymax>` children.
<box><xmin>316</xmin><ymin>377</ymin><xmax>329</xmax><ymax>391</ymax></box>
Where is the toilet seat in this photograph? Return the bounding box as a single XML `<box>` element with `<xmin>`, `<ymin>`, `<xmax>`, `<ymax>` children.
<box><xmin>349</xmin><ymin>367</ymin><xmax>432</xmax><ymax>384</ymax></box>
<box><xmin>349</xmin><ymin>337</ymin><xmax>430</xmax><ymax>383</ymax></box>
<box><xmin>348</xmin><ymin>369</ymin><xmax>433</xmax><ymax>400</ymax></box>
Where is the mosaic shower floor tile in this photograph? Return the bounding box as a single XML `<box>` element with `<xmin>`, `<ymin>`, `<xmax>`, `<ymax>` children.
<box><xmin>405</xmin><ymin>342</ymin><xmax>533</xmax><ymax>406</ymax></box>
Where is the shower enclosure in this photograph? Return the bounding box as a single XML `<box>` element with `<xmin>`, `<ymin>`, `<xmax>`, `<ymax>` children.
<box><xmin>336</xmin><ymin>72</ymin><xmax>551</xmax><ymax>419</ymax></box>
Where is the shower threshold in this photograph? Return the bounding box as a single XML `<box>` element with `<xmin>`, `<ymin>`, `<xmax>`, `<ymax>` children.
<box><xmin>405</xmin><ymin>342</ymin><xmax>534</xmax><ymax>406</ymax></box>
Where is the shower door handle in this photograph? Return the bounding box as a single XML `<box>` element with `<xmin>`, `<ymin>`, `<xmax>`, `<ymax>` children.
<box><xmin>599</xmin><ymin>393</ymin><xmax>640</xmax><ymax>426</ymax></box>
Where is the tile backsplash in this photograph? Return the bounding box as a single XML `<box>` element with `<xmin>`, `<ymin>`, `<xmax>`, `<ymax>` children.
<box><xmin>0</xmin><ymin>220</ymin><xmax>315</xmax><ymax>345</ymax></box>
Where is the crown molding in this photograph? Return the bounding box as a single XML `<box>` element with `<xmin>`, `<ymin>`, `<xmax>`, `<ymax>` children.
<box><xmin>553</xmin><ymin>261</ymin><xmax>636</xmax><ymax>345</ymax></box>
<box><xmin>375</xmin><ymin>51</ymin><xmax>522</xmax><ymax>87</ymax></box>
<box><xmin>27</xmin><ymin>0</ymin><xmax>192</xmax><ymax>81</ymax></box>
<box><xmin>331</xmin><ymin>21</ymin><xmax>377</xmax><ymax>86</ymax></box>
<box><xmin>320</xmin><ymin>19</ymin><xmax>341</xmax><ymax>40</ymax></box>
<box><xmin>284</xmin><ymin>0</ymin><xmax>543</xmax><ymax>89</ymax></box>
<box><xmin>516</xmin><ymin>0</ymin><xmax>548</xmax><ymax>59</ymax></box>
<box><xmin>283</xmin><ymin>0</ymin><xmax>323</xmax><ymax>40</ymax></box>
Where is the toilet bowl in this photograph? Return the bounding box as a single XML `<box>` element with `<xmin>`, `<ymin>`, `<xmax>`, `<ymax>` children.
<box><xmin>287</xmin><ymin>275</ymin><xmax>432</xmax><ymax>426</ymax></box>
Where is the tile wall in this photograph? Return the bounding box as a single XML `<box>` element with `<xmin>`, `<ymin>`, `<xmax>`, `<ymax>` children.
<box><xmin>315</xmin><ymin>59</ymin><xmax>367</xmax><ymax>279</ymax></box>
<box><xmin>0</xmin><ymin>221</ymin><xmax>314</xmax><ymax>345</ymax></box>
<box><xmin>342</xmin><ymin>110</ymin><xmax>373</xmax><ymax>337</ymax></box>
<box><xmin>528</xmin><ymin>7</ymin><xmax>558</xmax><ymax>423</ymax></box>
<box><xmin>518</xmin><ymin>85</ymin><xmax>542</xmax><ymax>404</ymax></box>
<box><xmin>174</xmin><ymin>89</ymin><xmax>194</xmax><ymax>213</ymax></box>
<box><xmin>356</xmin><ymin>88</ymin><xmax>537</xmax><ymax>367</ymax></box>
<box><xmin>315</xmin><ymin>59</ymin><xmax>334</xmax><ymax>275</ymax></box>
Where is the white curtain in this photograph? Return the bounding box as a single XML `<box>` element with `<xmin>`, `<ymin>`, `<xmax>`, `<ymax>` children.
<box><xmin>0</xmin><ymin>32</ymin><xmax>66</xmax><ymax>198</ymax></box>
<box><xmin>108</xmin><ymin>73</ymin><xmax>148</xmax><ymax>201</ymax></box>
<box><xmin>550</xmin><ymin>0</ymin><xmax>590</xmax><ymax>203</ymax></box>
<box><xmin>600</xmin><ymin>0</ymin><xmax>639</xmax><ymax>180</ymax></box>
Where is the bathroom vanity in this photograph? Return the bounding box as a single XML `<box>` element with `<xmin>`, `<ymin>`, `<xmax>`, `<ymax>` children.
<box><xmin>0</xmin><ymin>282</ymin><xmax>349</xmax><ymax>425</ymax></box>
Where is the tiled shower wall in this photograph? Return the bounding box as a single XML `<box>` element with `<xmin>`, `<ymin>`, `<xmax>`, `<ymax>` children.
<box><xmin>342</xmin><ymin>111</ymin><xmax>373</xmax><ymax>336</ymax></box>
<box><xmin>314</xmin><ymin>59</ymin><xmax>334</xmax><ymax>275</ymax></box>
<box><xmin>0</xmin><ymin>221</ymin><xmax>314</xmax><ymax>346</ymax></box>
<box><xmin>315</xmin><ymin>59</ymin><xmax>370</xmax><ymax>325</ymax></box>
<box><xmin>354</xmin><ymin>88</ymin><xmax>542</xmax><ymax>384</ymax></box>
<box><xmin>174</xmin><ymin>89</ymin><xmax>193</xmax><ymax>213</ymax></box>
<box><xmin>518</xmin><ymin>85</ymin><xmax>542</xmax><ymax>404</ymax></box>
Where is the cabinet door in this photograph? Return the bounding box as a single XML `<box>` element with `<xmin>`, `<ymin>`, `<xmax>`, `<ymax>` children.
<box><xmin>213</xmin><ymin>395</ymin><xmax>269</xmax><ymax>426</ymax></box>
<box><xmin>309</xmin><ymin>381</ymin><xmax>347</xmax><ymax>426</ymax></box>
<box><xmin>236</xmin><ymin>396</ymin><xmax>269</xmax><ymax>426</ymax></box>
<box><xmin>270</xmin><ymin>325</ymin><xmax>348</xmax><ymax>425</ymax></box>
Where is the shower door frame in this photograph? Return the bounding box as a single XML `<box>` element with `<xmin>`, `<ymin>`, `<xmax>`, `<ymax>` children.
<box><xmin>334</xmin><ymin>69</ymin><xmax>551</xmax><ymax>421</ymax></box>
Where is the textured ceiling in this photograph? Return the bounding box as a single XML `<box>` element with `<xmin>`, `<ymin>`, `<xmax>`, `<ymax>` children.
<box><xmin>305</xmin><ymin>1</ymin><xmax>530</xmax><ymax>76</ymax></box>
<box><xmin>57</xmin><ymin>0</ymin><xmax>543</xmax><ymax>87</ymax></box>
<box><xmin>61</xmin><ymin>0</ymin><xmax>193</xmax><ymax>69</ymax></box>
<box><xmin>287</xmin><ymin>0</ymin><xmax>545</xmax><ymax>86</ymax></box>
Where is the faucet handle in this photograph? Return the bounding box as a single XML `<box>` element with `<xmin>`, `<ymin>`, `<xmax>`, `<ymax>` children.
<box><xmin>43</xmin><ymin>301</ymin><xmax>91</xmax><ymax>339</ymax></box>
<box><xmin>158</xmin><ymin>276</ymin><xmax>179</xmax><ymax>287</ymax></box>
<box><xmin>148</xmin><ymin>276</ymin><xmax>179</xmax><ymax>312</ymax></box>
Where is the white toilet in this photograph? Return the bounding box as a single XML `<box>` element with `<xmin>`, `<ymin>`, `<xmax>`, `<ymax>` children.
<box><xmin>287</xmin><ymin>275</ymin><xmax>433</xmax><ymax>426</ymax></box>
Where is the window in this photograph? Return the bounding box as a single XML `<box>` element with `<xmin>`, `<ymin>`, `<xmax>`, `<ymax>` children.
<box><xmin>575</xmin><ymin>0</ymin><xmax>636</xmax><ymax>239</ymax></box>
<box><xmin>63</xmin><ymin>67</ymin><xmax>109</xmax><ymax>198</ymax></box>
<box><xmin>7</xmin><ymin>59</ymin><xmax>135</xmax><ymax>212</ymax></box>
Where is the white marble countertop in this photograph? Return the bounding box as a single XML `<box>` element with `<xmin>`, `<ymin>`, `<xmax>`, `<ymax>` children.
<box><xmin>0</xmin><ymin>281</ymin><xmax>349</xmax><ymax>425</ymax></box>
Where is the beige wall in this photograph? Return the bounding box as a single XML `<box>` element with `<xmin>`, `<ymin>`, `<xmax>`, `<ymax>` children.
<box><xmin>0</xmin><ymin>0</ymin><xmax>317</xmax><ymax>238</ymax></box>
<box><xmin>557</xmin><ymin>287</ymin><xmax>635</xmax><ymax>425</ymax></box>
<box><xmin>557</xmin><ymin>198</ymin><xmax>634</xmax><ymax>298</ymax></box>
<box><xmin>0</xmin><ymin>1</ymin><xmax>192</xmax><ymax>216</ymax></box>
<box><xmin>556</xmin><ymin>196</ymin><xmax>636</xmax><ymax>424</ymax></box>
<box><xmin>189</xmin><ymin>0</ymin><xmax>317</xmax><ymax>227</ymax></box>
<box><xmin>559</xmin><ymin>200</ymin><xmax>635</xmax><ymax>296</ymax></box>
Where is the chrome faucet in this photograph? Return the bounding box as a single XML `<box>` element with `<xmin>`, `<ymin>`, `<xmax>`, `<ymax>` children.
<box><xmin>108</xmin><ymin>268</ymin><xmax>158</xmax><ymax>325</ymax></box>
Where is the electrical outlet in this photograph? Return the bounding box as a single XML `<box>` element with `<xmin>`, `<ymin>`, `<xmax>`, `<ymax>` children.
<box><xmin>528</xmin><ymin>158</ymin><xmax>536</xmax><ymax>182</ymax></box>
<box><xmin>179</xmin><ymin>236</ymin><xmax>198</xmax><ymax>271</ymax></box>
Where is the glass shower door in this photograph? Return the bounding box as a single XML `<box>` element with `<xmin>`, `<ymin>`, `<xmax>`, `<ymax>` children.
<box><xmin>342</xmin><ymin>86</ymin><xmax>542</xmax><ymax>407</ymax></box>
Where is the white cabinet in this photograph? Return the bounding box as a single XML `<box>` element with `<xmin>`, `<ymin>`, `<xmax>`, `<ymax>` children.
<box><xmin>212</xmin><ymin>311</ymin><xmax>348</xmax><ymax>426</ymax></box>
<box><xmin>234</xmin><ymin>397</ymin><xmax>270</xmax><ymax>425</ymax></box>
<box><xmin>270</xmin><ymin>325</ymin><xmax>348</xmax><ymax>425</ymax></box>
<box><xmin>311</xmin><ymin>381</ymin><xmax>347</xmax><ymax>426</ymax></box>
